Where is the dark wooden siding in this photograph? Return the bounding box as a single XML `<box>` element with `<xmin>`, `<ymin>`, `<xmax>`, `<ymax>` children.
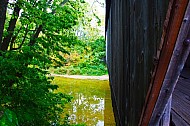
<box><xmin>106</xmin><ymin>1</ymin><xmax>169</xmax><ymax>125</ymax></box>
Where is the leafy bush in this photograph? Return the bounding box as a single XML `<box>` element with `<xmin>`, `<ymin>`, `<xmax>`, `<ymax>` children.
<box><xmin>53</xmin><ymin>64</ymin><xmax>107</xmax><ymax>76</ymax></box>
<box><xmin>0</xmin><ymin>48</ymin><xmax>72</xmax><ymax>125</ymax></box>
<box><xmin>51</xmin><ymin>36</ymin><xmax>108</xmax><ymax>76</ymax></box>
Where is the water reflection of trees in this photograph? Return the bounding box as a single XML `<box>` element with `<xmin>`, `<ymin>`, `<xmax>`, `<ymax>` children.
<box><xmin>53</xmin><ymin>78</ymin><xmax>109</xmax><ymax>125</ymax></box>
<box><xmin>67</xmin><ymin>93</ymin><xmax>104</xmax><ymax>125</ymax></box>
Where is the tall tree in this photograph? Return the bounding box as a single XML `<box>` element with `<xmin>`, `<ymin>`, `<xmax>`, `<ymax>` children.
<box><xmin>0</xmin><ymin>0</ymin><xmax>8</xmax><ymax>45</ymax></box>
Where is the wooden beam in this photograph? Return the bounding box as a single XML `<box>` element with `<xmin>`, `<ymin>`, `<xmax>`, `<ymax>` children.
<box><xmin>139</xmin><ymin>0</ymin><xmax>189</xmax><ymax>125</ymax></box>
<box><xmin>149</xmin><ymin>2</ymin><xmax>190</xmax><ymax>125</ymax></box>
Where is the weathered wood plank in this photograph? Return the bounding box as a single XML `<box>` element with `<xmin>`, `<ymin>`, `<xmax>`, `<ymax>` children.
<box><xmin>106</xmin><ymin>0</ymin><xmax>169</xmax><ymax>125</ymax></box>
<box><xmin>173</xmin><ymin>89</ymin><xmax>190</xmax><ymax>105</ymax></box>
<box><xmin>140</xmin><ymin>0</ymin><xmax>189</xmax><ymax>125</ymax></box>
<box><xmin>149</xmin><ymin>1</ymin><xmax>190</xmax><ymax>124</ymax></box>
<box><xmin>172</xmin><ymin>94</ymin><xmax>190</xmax><ymax>124</ymax></box>
<box><xmin>180</xmin><ymin>68</ymin><xmax>190</xmax><ymax>78</ymax></box>
<box><xmin>175</xmin><ymin>81</ymin><xmax>190</xmax><ymax>95</ymax></box>
<box><xmin>158</xmin><ymin>97</ymin><xmax>172</xmax><ymax>126</ymax></box>
<box><xmin>171</xmin><ymin>110</ymin><xmax>189</xmax><ymax>126</ymax></box>
<box><xmin>171</xmin><ymin>69</ymin><xmax>190</xmax><ymax>126</ymax></box>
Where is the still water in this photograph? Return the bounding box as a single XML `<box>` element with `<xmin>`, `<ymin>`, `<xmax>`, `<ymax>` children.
<box><xmin>53</xmin><ymin>77</ymin><xmax>115</xmax><ymax>126</ymax></box>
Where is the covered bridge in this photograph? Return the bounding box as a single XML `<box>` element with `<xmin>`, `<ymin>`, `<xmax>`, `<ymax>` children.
<box><xmin>106</xmin><ymin>0</ymin><xmax>190</xmax><ymax>125</ymax></box>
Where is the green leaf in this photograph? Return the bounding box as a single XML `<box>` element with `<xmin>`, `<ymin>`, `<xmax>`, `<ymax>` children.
<box><xmin>0</xmin><ymin>109</ymin><xmax>19</xmax><ymax>126</ymax></box>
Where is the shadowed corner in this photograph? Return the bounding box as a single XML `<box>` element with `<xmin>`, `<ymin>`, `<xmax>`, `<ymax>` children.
<box><xmin>104</xmin><ymin>80</ymin><xmax>115</xmax><ymax>126</ymax></box>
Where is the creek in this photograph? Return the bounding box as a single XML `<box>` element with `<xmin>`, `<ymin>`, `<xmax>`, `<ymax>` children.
<box><xmin>53</xmin><ymin>77</ymin><xmax>115</xmax><ymax>126</ymax></box>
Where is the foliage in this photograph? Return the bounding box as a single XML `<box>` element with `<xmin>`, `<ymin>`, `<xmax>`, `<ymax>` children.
<box><xmin>51</xmin><ymin>36</ymin><xmax>107</xmax><ymax>76</ymax></box>
<box><xmin>0</xmin><ymin>49</ymin><xmax>73</xmax><ymax>125</ymax></box>
<box><xmin>0</xmin><ymin>0</ymin><xmax>106</xmax><ymax>125</ymax></box>
<box><xmin>2</xmin><ymin>0</ymin><xmax>86</xmax><ymax>64</ymax></box>
<box><xmin>0</xmin><ymin>109</ymin><xmax>18</xmax><ymax>126</ymax></box>
<box><xmin>51</xmin><ymin>1</ymin><xmax>107</xmax><ymax>76</ymax></box>
<box><xmin>0</xmin><ymin>0</ymin><xmax>88</xmax><ymax>125</ymax></box>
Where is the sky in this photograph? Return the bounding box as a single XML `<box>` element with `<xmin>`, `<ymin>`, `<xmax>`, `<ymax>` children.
<box><xmin>85</xmin><ymin>0</ymin><xmax>105</xmax><ymax>35</ymax></box>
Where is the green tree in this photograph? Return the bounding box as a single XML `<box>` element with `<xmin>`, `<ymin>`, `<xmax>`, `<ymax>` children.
<box><xmin>0</xmin><ymin>0</ymin><xmax>86</xmax><ymax>125</ymax></box>
<box><xmin>53</xmin><ymin>0</ymin><xmax>107</xmax><ymax>76</ymax></box>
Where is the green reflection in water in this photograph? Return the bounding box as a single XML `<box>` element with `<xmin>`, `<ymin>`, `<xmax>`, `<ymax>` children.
<box><xmin>52</xmin><ymin>77</ymin><xmax>115</xmax><ymax>126</ymax></box>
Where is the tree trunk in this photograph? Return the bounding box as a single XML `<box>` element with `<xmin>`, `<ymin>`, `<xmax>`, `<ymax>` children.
<box><xmin>0</xmin><ymin>0</ymin><xmax>8</xmax><ymax>45</ymax></box>
<box><xmin>1</xmin><ymin>2</ymin><xmax>20</xmax><ymax>51</ymax></box>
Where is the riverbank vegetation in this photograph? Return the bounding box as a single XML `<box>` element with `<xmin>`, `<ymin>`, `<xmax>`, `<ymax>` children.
<box><xmin>0</xmin><ymin>0</ymin><xmax>106</xmax><ymax>125</ymax></box>
<box><xmin>50</xmin><ymin>36</ymin><xmax>107</xmax><ymax>76</ymax></box>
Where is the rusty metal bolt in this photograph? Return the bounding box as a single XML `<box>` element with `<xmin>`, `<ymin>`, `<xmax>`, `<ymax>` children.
<box><xmin>153</xmin><ymin>57</ymin><xmax>159</xmax><ymax>65</ymax></box>
<box><xmin>165</xmin><ymin>88</ymin><xmax>169</xmax><ymax>93</ymax></box>
<box><xmin>157</xmin><ymin>113</ymin><xmax>161</xmax><ymax>117</ymax></box>
<box><xmin>183</xmin><ymin>18</ymin><xmax>188</xmax><ymax>22</ymax></box>
<box><xmin>183</xmin><ymin>39</ymin><xmax>190</xmax><ymax>46</ymax></box>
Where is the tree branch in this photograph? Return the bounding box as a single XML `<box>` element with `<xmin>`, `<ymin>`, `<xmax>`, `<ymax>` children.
<box><xmin>10</xmin><ymin>26</ymin><xmax>22</xmax><ymax>50</ymax></box>
<box><xmin>11</xmin><ymin>25</ymin><xmax>29</xmax><ymax>50</ymax></box>
<box><xmin>29</xmin><ymin>25</ymin><xmax>42</xmax><ymax>46</ymax></box>
<box><xmin>29</xmin><ymin>0</ymin><xmax>69</xmax><ymax>46</ymax></box>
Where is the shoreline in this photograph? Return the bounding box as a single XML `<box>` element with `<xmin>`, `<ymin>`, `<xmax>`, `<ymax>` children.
<box><xmin>49</xmin><ymin>73</ymin><xmax>109</xmax><ymax>80</ymax></box>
